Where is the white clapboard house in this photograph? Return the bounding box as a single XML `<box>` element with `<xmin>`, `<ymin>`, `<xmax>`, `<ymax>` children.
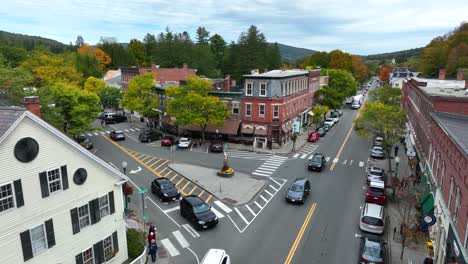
<box><xmin>0</xmin><ymin>105</ymin><xmax>129</xmax><ymax>263</ymax></box>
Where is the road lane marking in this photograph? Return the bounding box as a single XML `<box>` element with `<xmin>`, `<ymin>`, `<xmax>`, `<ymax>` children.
<box><xmin>264</xmin><ymin>189</ymin><xmax>273</xmax><ymax>197</ymax></box>
<box><xmin>187</xmin><ymin>186</ymin><xmax>197</xmax><ymax>195</ymax></box>
<box><xmin>330</xmin><ymin>122</ymin><xmax>356</xmax><ymax>171</ymax></box>
<box><xmin>254</xmin><ymin>201</ymin><xmax>263</xmax><ymax>209</ymax></box>
<box><xmin>245</xmin><ymin>204</ymin><xmax>256</xmax><ymax>216</ymax></box>
<box><xmin>180</xmin><ymin>181</ymin><xmax>191</xmax><ymax>193</ymax></box>
<box><xmin>135</xmin><ymin>128</ymin><xmax>140</xmax><ymax>131</ymax></box>
<box><xmin>293</xmin><ymin>153</ymin><xmax>300</xmax><ymax>158</ymax></box>
<box><xmin>99</xmin><ymin>131</ymin><xmax>105</xmax><ymax>135</ymax></box>
<box><xmin>175</xmin><ymin>178</ymin><xmax>185</xmax><ymax>187</ymax></box>
<box><xmin>205</xmin><ymin>194</ymin><xmax>213</xmax><ymax>203</ymax></box>
<box><xmin>173</xmin><ymin>230</ymin><xmax>189</xmax><ymax>248</ymax></box>
<box><xmin>149</xmin><ymin>159</ymin><xmax>161</xmax><ymax>167</ymax></box>
<box><xmin>234</xmin><ymin>207</ymin><xmax>250</xmax><ymax>225</ymax></box>
<box><xmin>350</xmin><ymin>160</ymin><xmax>353</xmax><ymax>165</ymax></box>
<box><xmin>145</xmin><ymin>157</ymin><xmax>156</xmax><ymax>164</ymax></box>
<box><xmin>300</xmin><ymin>154</ymin><xmax>307</xmax><ymax>159</ymax></box>
<box><xmin>260</xmin><ymin>195</ymin><xmax>268</xmax><ymax>203</ymax></box>
<box><xmin>161</xmin><ymin>238</ymin><xmax>180</xmax><ymax>256</ymax></box>
<box><xmin>182</xmin><ymin>224</ymin><xmax>200</xmax><ymax>238</ymax></box>
<box><xmin>359</xmin><ymin>161</ymin><xmax>364</xmax><ymax>167</ymax></box>
<box><xmin>87</xmin><ymin>133</ymin><xmax>93</xmax><ymax>136</ymax></box>
<box><xmin>258</xmin><ymin>167</ymin><xmax>276</xmax><ymax>172</ymax></box>
<box><xmin>342</xmin><ymin>160</ymin><xmax>347</xmax><ymax>165</ymax></box>
<box><xmin>105</xmin><ymin>131</ymin><xmax>111</xmax><ymax>134</ymax></box>
<box><xmin>333</xmin><ymin>158</ymin><xmax>339</xmax><ymax>163</ymax></box>
<box><xmin>269</xmin><ymin>184</ymin><xmax>279</xmax><ymax>192</ymax></box>
<box><xmin>163</xmin><ymin>206</ymin><xmax>180</xmax><ymax>213</ymax></box>
<box><xmin>198</xmin><ymin>190</ymin><xmax>205</xmax><ymax>197</ymax></box>
<box><xmin>129</xmin><ymin>128</ymin><xmax>135</xmax><ymax>131</ymax></box>
<box><xmin>269</xmin><ymin>156</ymin><xmax>288</xmax><ymax>161</ymax></box>
<box><xmin>325</xmin><ymin>157</ymin><xmax>331</xmax><ymax>162</ymax></box>
<box><xmin>259</xmin><ymin>164</ymin><xmax>280</xmax><ymax>169</ymax></box>
<box><xmin>255</xmin><ymin>169</ymin><xmax>273</xmax><ymax>174</ymax></box>
<box><xmin>154</xmin><ymin>160</ymin><xmax>169</xmax><ymax>170</ymax></box>
<box><xmin>211</xmin><ymin>207</ymin><xmax>225</xmax><ymax>219</ymax></box>
<box><xmin>252</xmin><ymin>172</ymin><xmax>271</xmax><ymax>177</ymax></box>
<box><xmin>284</xmin><ymin>203</ymin><xmax>317</xmax><ymax>264</ymax></box>
<box><xmin>159</xmin><ymin>167</ymin><xmax>168</xmax><ymax>174</ymax></box>
<box><xmin>214</xmin><ymin>201</ymin><xmax>232</xmax><ymax>213</ymax></box>
<box><xmin>163</xmin><ymin>170</ymin><xmax>172</xmax><ymax>177</ymax></box>
<box><xmin>270</xmin><ymin>178</ymin><xmax>281</xmax><ymax>185</ymax></box>
<box><xmin>170</xmin><ymin>174</ymin><xmax>178</xmax><ymax>181</ymax></box>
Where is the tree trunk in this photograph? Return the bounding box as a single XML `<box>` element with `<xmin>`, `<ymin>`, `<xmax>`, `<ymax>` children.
<box><xmin>200</xmin><ymin>124</ymin><xmax>207</xmax><ymax>143</ymax></box>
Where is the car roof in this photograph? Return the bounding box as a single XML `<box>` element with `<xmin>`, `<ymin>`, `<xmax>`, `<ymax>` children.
<box><xmin>292</xmin><ymin>178</ymin><xmax>308</xmax><ymax>185</ymax></box>
<box><xmin>375</xmin><ymin>137</ymin><xmax>383</xmax><ymax>140</ymax></box>
<box><xmin>364</xmin><ymin>203</ymin><xmax>384</xmax><ymax>218</ymax></box>
<box><xmin>370</xmin><ymin>167</ymin><xmax>383</xmax><ymax>172</ymax></box>
<box><xmin>184</xmin><ymin>195</ymin><xmax>204</xmax><ymax>205</ymax></box>
<box><xmin>180</xmin><ymin>137</ymin><xmax>189</xmax><ymax>140</ymax></box>
<box><xmin>313</xmin><ymin>153</ymin><xmax>324</xmax><ymax>158</ymax></box>
<box><xmin>114</xmin><ymin>130</ymin><xmax>124</xmax><ymax>133</ymax></box>
<box><xmin>370</xmin><ymin>180</ymin><xmax>385</xmax><ymax>188</ymax></box>
<box><xmin>201</xmin><ymin>249</ymin><xmax>228</xmax><ymax>264</ymax></box>
<box><xmin>373</xmin><ymin>146</ymin><xmax>383</xmax><ymax>150</ymax></box>
<box><xmin>154</xmin><ymin>177</ymin><xmax>170</xmax><ymax>184</ymax></box>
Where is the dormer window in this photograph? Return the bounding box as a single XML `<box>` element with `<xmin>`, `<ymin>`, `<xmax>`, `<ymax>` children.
<box><xmin>260</xmin><ymin>83</ymin><xmax>267</xmax><ymax>96</ymax></box>
<box><xmin>246</xmin><ymin>82</ymin><xmax>253</xmax><ymax>96</ymax></box>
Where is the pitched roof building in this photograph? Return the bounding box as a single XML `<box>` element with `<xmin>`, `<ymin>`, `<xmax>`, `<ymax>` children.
<box><xmin>120</xmin><ymin>64</ymin><xmax>197</xmax><ymax>90</ymax></box>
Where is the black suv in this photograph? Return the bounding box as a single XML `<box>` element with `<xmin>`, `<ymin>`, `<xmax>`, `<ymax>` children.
<box><xmin>138</xmin><ymin>129</ymin><xmax>163</xmax><ymax>142</ymax></box>
<box><xmin>74</xmin><ymin>135</ymin><xmax>93</xmax><ymax>149</ymax></box>
<box><xmin>151</xmin><ymin>178</ymin><xmax>180</xmax><ymax>202</ymax></box>
<box><xmin>308</xmin><ymin>153</ymin><xmax>326</xmax><ymax>171</ymax></box>
<box><xmin>180</xmin><ymin>195</ymin><xmax>218</xmax><ymax>230</ymax></box>
<box><xmin>209</xmin><ymin>140</ymin><xmax>224</xmax><ymax>153</ymax></box>
<box><xmin>285</xmin><ymin>178</ymin><xmax>311</xmax><ymax>204</ymax></box>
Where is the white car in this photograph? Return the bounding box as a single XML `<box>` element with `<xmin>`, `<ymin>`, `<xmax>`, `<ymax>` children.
<box><xmin>345</xmin><ymin>97</ymin><xmax>353</xmax><ymax>104</ymax></box>
<box><xmin>177</xmin><ymin>138</ymin><xmax>192</xmax><ymax>148</ymax></box>
<box><xmin>324</xmin><ymin>118</ymin><xmax>335</xmax><ymax>127</ymax></box>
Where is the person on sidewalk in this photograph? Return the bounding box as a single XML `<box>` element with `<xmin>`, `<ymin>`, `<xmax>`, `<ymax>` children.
<box><xmin>149</xmin><ymin>239</ymin><xmax>158</xmax><ymax>262</ymax></box>
<box><xmin>394</xmin><ymin>145</ymin><xmax>400</xmax><ymax>156</ymax></box>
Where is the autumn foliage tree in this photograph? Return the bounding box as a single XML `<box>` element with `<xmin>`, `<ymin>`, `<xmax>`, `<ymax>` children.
<box><xmin>78</xmin><ymin>44</ymin><xmax>112</xmax><ymax>70</ymax></box>
<box><xmin>379</xmin><ymin>65</ymin><xmax>392</xmax><ymax>81</ymax></box>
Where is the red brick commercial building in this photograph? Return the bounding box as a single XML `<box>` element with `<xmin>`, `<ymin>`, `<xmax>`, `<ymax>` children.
<box><xmin>402</xmin><ymin>72</ymin><xmax>468</xmax><ymax>264</ymax></box>
<box><xmin>241</xmin><ymin>69</ymin><xmax>321</xmax><ymax>149</ymax></box>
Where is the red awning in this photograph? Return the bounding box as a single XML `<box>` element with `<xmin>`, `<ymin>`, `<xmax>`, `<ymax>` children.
<box><xmin>254</xmin><ymin>125</ymin><xmax>268</xmax><ymax>136</ymax></box>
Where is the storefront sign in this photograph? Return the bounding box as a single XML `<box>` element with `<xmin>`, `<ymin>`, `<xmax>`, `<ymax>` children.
<box><xmin>446</xmin><ymin>225</ymin><xmax>467</xmax><ymax>264</ymax></box>
<box><xmin>422</xmin><ymin>214</ymin><xmax>437</xmax><ymax>226</ymax></box>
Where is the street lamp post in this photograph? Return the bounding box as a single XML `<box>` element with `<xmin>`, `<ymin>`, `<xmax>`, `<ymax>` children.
<box><xmin>395</xmin><ymin>156</ymin><xmax>400</xmax><ymax>177</ymax></box>
<box><xmin>122</xmin><ymin>161</ymin><xmax>127</xmax><ymax>175</ymax></box>
<box><xmin>216</xmin><ymin>129</ymin><xmax>219</xmax><ymax>140</ymax></box>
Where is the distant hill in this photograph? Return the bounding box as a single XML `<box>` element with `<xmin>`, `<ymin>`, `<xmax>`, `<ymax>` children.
<box><xmin>273</xmin><ymin>43</ymin><xmax>316</xmax><ymax>62</ymax></box>
<box><xmin>0</xmin><ymin>30</ymin><xmax>67</xmax><ymax>53</ymax></box>
<box><xmin>364</xmin><ymin>47</ymin><xmax>424</xmax><ymax>63</ymax></box>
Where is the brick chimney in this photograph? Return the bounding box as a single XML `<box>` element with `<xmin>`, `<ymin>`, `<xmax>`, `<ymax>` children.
<box><xmin>438</xmin><ymin>69</ymin><xmax>446</xmax><ymax>80</ymax></box>
<box><xmin>457</xmin><ymin>69</ymin><xmax>465</xmax><ymax>81</ymax></box>
<box><xmin>183</xmin><ymin>63</ymin><xmax>188</xmax><ymax>70</ymax></box>
<box><xmin>226</xmin><ymin>75</ymin><xmax>231</xmax><ymax>93</ymax></box>
<box><xmin>23</xmin><ymin>96</ymin><xmax>41</xmax><ymax>117</ymax></box>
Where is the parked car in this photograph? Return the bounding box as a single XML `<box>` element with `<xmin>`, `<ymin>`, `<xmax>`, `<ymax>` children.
<box><xmin>151</xmin><ymin>178</ymin><xmax>180</xmax><ymax>202</ymax></box>
<box><xmin>177</xmin><ymin>137</ymin><xmax>192</xmax><ymax>148</ymax></box>
<box><xmin>308</xmin><ymin>131</ymin><xmax>320</xmax><ymax>142</ymax></box>
<box><xmin>330</xmin><ymin>111</ymin><xmax>340</xmax><ymax>122</ymax></box>
<box><xmin>74</xmin><ymin>135</ymin><xmax>93</xmax><ymax>149</ymax></box>
<box><xmin>139</xmin><ymin>129</ymin><xmax>163</xmax><ymax>142</ymax></box>
<box><xmin>358</xmin><ymin>234</ymin><xmax>385</xmax><ymax>264</ymax></box>
<box><xmin>374</xmin><ymin>136</ymin><xmax>384</xmax><ymax>147</ymax></box>
<box><xmin>180</xmin><ymin>195</ymin><xmax>218</xmax><ymax>230</ymax></box>
<box><xmin>161</xmin><ymin>135</ymin><xmax>178</xmax><ymax>146</ymax></box>
<box><xmin>367</xmin><ymin>167</ymin><xmax>385</xmax><ymax>183</ymax></box>
<box><xmin>308</xmin><ymin>153</ymin><xmax>326</xmax><ymax>172</ymax></box>
<box><xmin>333</xmin><ymin>110</ymin><xmax>343</xmax><ymax>116</ymax></box>
<box><xmin>209</xmin><ymin>140</ymin><xmax>224</xmax><ymax>153</ymax></box>
<box><xmin>323</xmin><ymin>123</ymin><xmax>331</xmax><ymax>132</ymax></box>
<box><xmin>285</xmin><ymin>178</ymin><xmax>310</xmax><ymax>204</ymax></box>
<box><xmin>200</xmin><ymin>249</ymin><xmax>231</xmax><ymax>264</ymax></box>
<box><xmin>345</xmin><ymin>97</ymin><xmax>353</xmax><ymax>104</ymax></box>
<box><xmin>365</xmin><ymin>180</ymin><xmax>386</xmax><ymax>205</ymax></box>
<box><xmin>360</xmin><ymin>203</ymin><xmax>385</xmax><ymax>235</ymax></box>
<box><xmin>324</xmin><ymin>118</ymin><xmax>335</xmax><ymax>127</ymax></box>
<box><xmin>110</xmin><ymin>130</ymin><xmax>125</xmax><ymax>141</ymax></box>
<box><xmin>371</xmin><ymin>146</ymin><xmax>385</xmax><ymax>159</ymax></box>
<box><xmin>102</xmin><ymin>112</ymin><xmax>127</xmax><ymax>124</ymax></box>
<box><xmin>316</xmin><ymin>127</ymin><xmax>327</xmax><ymax>137</ymax></box>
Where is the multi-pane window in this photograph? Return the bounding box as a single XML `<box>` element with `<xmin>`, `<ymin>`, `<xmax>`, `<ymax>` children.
<box><xmin>83</xmin><ymin>247</ymin><xmax>94</xmax><ymax>264</ymax></box>
<box><xmin>259</xmin><ymin>104</ymin><xmax>265</xmax><ymax>117</ymax></box>
<box><xmin>232</xmin><ymin>102</ymin><xmax>239</xmax><ymax>114</ymax></box>
<box><xmin>47</xmin><ymin>168</ymin><xmax>62</xmax><ymax>193</ymax></box>
<box><xmin>99</xmin><ymin>195</ymin><xmax>110</xmax><ymax>218</ymax></box>
<box><xmin>245</xmin><ymin>104</ymin><xmax>251</xmax><ymax>116</ymax></box>
<box><xmin>260</xmin><ymin>83</ymin><xmax>267</xmax><ymax>96</ymax></box>
<box><xmin>246</xmin><ymin>83</ymin><xmax>253</xmax><ymax>96</ymax></box>
<box><xmin>78</xmin><ymin>204</ymin><xmax>91</xmax><ymax>229</ymax></box>
<box><xmin>0</xmin><ymin>183</ymin><xmax>15</xmax><ymax>212</ymax></box>
<box><xmin>30</xmin><ymin>224</ymin><xmax>47</xmax><ymax>256</ymax></box>
<box><xmin>273</xmin><ymin>105</ymin><xmax>279</xmax><ymax>118</ymax></box>
<box><xmin>103</xmin><ymin>236</ymin><xmax>115</xmax><ymax>261</ymax></box>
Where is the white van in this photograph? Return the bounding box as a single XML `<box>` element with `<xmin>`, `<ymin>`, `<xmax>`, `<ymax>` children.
<box><xmin>200</xmin><ymin>249</ymin><xmax>231</xmax><ymax>264</ymax></box>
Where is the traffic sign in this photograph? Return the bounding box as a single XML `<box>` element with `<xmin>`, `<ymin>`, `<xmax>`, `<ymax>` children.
<box><xmin>138</xmin><ymin>188</ymin><xmax>148</xmax><ymax>194</ymax></box>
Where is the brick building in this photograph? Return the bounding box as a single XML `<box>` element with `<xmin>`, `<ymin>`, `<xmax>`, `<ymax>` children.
<box><xmin>402</xmin><ymin>72</ymin><xmax>468</xmax><ymax>264</ymax></box>
<box><xmin>120</xmin><ymin>64</ymin><xmax>197</xmax><ymax>90</ymax></box>
<box><xmin>241</xmin><ymin>69</ymin><xmax>321</xmax><ymax>149</ymax></box>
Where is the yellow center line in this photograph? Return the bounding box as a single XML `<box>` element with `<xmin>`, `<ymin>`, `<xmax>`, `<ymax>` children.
<box><xmin>205</xmin><ymin>194</ymin><xmax>213</xmax><ymax>203</ymax></box>
<box><xmin>187</xmin><ymin>186</ymin><xmax>197</xmax><ymax>195</ymax></box>
<box><xmin>175</xmin><ymin>178</ymin><xmax>185</xmax><ymax>187</ymax></box>
<box><xmin>284</xmin><ymin>203</ymin><xmax>317</xmax><ymax>264</ymax></box>
<box><xmin>330</xmin><ymin>123</ymin><xmax>355</xmax><ymax>171</ymax></box>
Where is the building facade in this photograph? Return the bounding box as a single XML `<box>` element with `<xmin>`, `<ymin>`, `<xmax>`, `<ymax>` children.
<box><xmin>0</xmin><ymin>105</ymin><xmax>129</xmax><ymax>263</ymax></box>
<box><xmin>120</xmin><ymin>64</ymin><xmax>197</xmax><ymax>90</ymax></box>
<box><xmin>390</xmin><ymin>67</ymin><xmax>420</xmax><ymax>88</ymax></box>
<box><xmin>241</xmin><ymin>69</ymin><xmax>321</xmax><ymax>149</ymax></box>
<box><xmin>402</xmin><ymin>73</ymin><xmax>468</xmax><ymax>264</ymax></box>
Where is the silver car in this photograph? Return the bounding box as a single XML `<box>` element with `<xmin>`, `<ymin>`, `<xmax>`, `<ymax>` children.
<box><xmin>367</xmin><ymin>167</ymin><xmax>385</xmax><ymax>183</ymax></box>
<box><xmin>360</xmin><ymin>203</ymin><xmax>385</xmax><ymax>235</ymax></box>
<box><xmin>370</xmin><ymin>146</ymin><xmax>385</xmax><ymax>159</ymax></box>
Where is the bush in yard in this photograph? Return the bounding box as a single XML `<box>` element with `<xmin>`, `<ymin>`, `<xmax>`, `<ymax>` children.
<box><xmin>126</xmin><ymin>229</ymin><xmax>146</xmax><ymax>260</ymax></box>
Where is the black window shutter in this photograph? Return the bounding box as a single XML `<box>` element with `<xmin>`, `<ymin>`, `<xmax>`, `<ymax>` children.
<box><xmin>61</xmin><ymin>165</ymin><xmax>69</xmax><ymax>190</ymax></box>
<box><xmin>93</xmin><ymin>241</ymin><xmax>104</xmax><ymax>264</ymax></box>
<box><xmin>13</xmin><ymin>179</ymin><xmax>24</xmax><ymax>207</ymax></box>
<box><xmin>94</xmin><ymin>199</ymin><xmax>101</xmax><ymax>223</ymax></box>
<box><xmin>20</xmin><ymin>230</ymin><xmax>33</xmax><ymax>261</ymax></box>
<box><xmin>89</xmin><ymin>200</ymin><xmax>96</xmax><ymax>225</ymax></box>
<box><xmin>70</xmin><ymin>208</ymin><xmax>80</xmax><ymax>234</ymax></box>
<box><xmin>39</xmin><ymin>171</ymin><xmax>49</xmax><ymax>198</ymax></box>
<box><xmin>109</xmin><ymin>191</ymin><xmax>115</xmax><ymax>215</ymax></box>
<box><xmin>45</xmin><ymin>218</ymin><xmax>56</xmax><ymax>248</ymax></box>
<box><xmin>75</xmin><ymin>253</ymin><xmax>83</xmax><ymax>264</ymax></box>
<box><xmin>112</xmin><ymin>231</ymin><xmax>119</xmax><ymax>253</ymax></box>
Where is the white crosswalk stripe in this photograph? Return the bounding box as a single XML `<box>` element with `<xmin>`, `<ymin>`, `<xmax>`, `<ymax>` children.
<box><xmin>182</xmin><ymin>224</ymin><xmax>200</xmax><ymax>238</ymax></box>
<box><xmin>124</xmin><ymin>129</ymin><xmax>129</xmax><ymax>132</ymax></box>
<box><xmin>161</xmin><ymin>238</ymin><xmax>180</xmax><ymax>256</ymax></box>
<box><xmin>224</xmin><ymin>149</ymin><xmax>272</xmax><ymax>160</ymax></box>
<box><xmin>172</xmin><ymin>230</ymin><xmax>190</xmax><ymax>248</ymax></box>
<box><xmin>214</xmin><ymin>200</ymin><xmax>232</xmax><ymax>213</ymax></box>
<box><xmin>129</xmin><ymin>128</ymin><xmax>135</xmax><ymax>131</ymax></box>
<box><xmin>93</xmin><ymin>132</ymin><xmax>99</xmax><ymax>136</ymax></box>
<box><xmin>87</xmin><ymin>133</ymin><xmax>93</xmax><ymax>136</ymax></box>
<box><xmin>210</xmin><ymin>207</ymin><xmax>225</xmax><ymax>219</ymax></box>
<box><xmin>134</xmin><ymin>128</ymin><xmax>141</xmax><ymax>131</ymax></box>
<box><xmin>251</xmin><ymin>155</ymin><xmax>287</xmax><ymax>177</ymax></box>
<box><xmin>293</xmin><ymin>144</ymin><xmax>318</xmax><ymax>159</ymax></box>
<box><xmin>106</xmin><ymin>131</ymin><xmax>111</xmax><ymax>134</ymax></box>
<box><xmin>99</xmin><ymin>131</ymin><xmax>105</xmax><ymax>135</ymax></box>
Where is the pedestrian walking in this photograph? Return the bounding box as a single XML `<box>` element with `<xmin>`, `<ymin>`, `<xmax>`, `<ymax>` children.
<box><xmin>101</xmin><ymin>119</ymin><xmax>104</xmax><ymax>128</ymax></box>
<box><xmin>393</xmin><ymin>226</ymin><xmax>397</xmax><ymax>240</ymax></box>
<box><xmin>149</xmin><ymin>239</ymin><xmax>158</xmax><ymax>262</ymax></box>
<box><xmin>105</xmin><ymin>120</ymin><xmax>109</xmax><ymax>128</ymax></box>
<box><xmin>148</xmin><ymin>225</ymin><xmax>156</xmax><ymax>235</ymax></box>
<box><xmin>394</xmin><ymin>145</ymin><xmax>400</xmax><ymax>157</ymax></box>
<box><xmin>147</xmin><ymin>232</ymin><xmax>155</xmax><ymax>244</ymax></box>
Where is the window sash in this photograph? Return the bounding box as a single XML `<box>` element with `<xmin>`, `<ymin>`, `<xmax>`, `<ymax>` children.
<box><xmin>260</xmin><ymin>83</ymin><xmax>267</xmax><ymax>96</ymax></box>
<box><xmin>0</xmin><ymin>183</ymin><xmax>15</xmax><ymax>212</ymax></box>
<box><xmin>30</xmin><ymin>224</ymin><xmax>47</xmax><ymax>255</ymax></box>
<box><xmin>259</xmin><ymin>105</ymin><xmax>265</xmax><ymax>116</ymax></box>
<box><xmin>246</xmin><ymin>83</ymin><xmax>252</xmax><ymax>95</ymax></box>
<box><xmin>246</xmin><ymin>104</ymin><xmax>251</xmax><ymax>116</ymax></box>
<box><xmin>83</xmin><ymin>247</ymin><xmax>94</xmax><ymax>264</ymax></box>
<box><xmin>78</xmin><ymin>204</ymin><xmax>91</xmax><ymax>229</ymax></box>
<box><xmin>99</xmin><ymin>195</ymin><xmax>110</xmax><ymax>218</ymax></box>
<box><xmin>103</xmin><ymin>236</ymin><xmax>114</xmax><ymax>261</ymax></box>
<box><xmin>47</xmin><ymin>168</ymin><xmax>62</xmax><ymax>193</ymax></box>
<box><xmin>232</xmin><ymin>103</ymin><xmax>239</xmax><ymax>114</ymax></box>
<box><xmin>273</xmin><ymin>106</ymin><xmax>279</xmax><ymax>118</ymax></box>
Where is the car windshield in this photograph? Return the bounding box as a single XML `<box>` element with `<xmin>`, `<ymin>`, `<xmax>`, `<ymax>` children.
<box><xmin>160</xmin><ymin>181</ymin><xmax>173</xmax><ymax>190</ymax></box>
<box><xmin>373</xmin><ymin>147</ymin><xmax>383</xmax><ymax>152</ymax></box>
<box><xmin>363</xmin><ymin>241</ymin><xmax>383</xmax><ymax>260</ymax></box>
<box><xmin>318</xmin><ymin>128</ymin><xmax>324</xmax><ymax>132</ymax></box>
<box><xmin>193</xmin><ymin>203</ymin><xmax>210</xmax><ymax>214</ymax></box>
<box><xmin>362</xmin><ymin>216</ymin><xmax>384</xmax><ymax>226</ymax></box>
<box><xmin>180</xmin><ymin>138</ymin><xmax>189</xmax><ymax>142</ymax></box>
<box><xmin>369</xmin><ymin>187</ymin><xmax>384</xmax><ymax>196</ymax></box>
<box><xmin>310</xmin><ymin>156</ymin><xmax>322</xmax><ymax>163</ymax></box>
<box><xmin>290</xmin><ymin>184</ymin><xmax>304</xmax><ymax>192</ymax></box>
<box><xmin>370</xmin><ymin>169</ymin><xmax>383</xmax><ymax>176</ymax></box>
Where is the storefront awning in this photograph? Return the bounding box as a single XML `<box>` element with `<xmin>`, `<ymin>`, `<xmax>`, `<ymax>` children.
<box><xmin>241</xmin><ymin>124</ymin><xmax>254</xmax><ymax>134</ymax></box>
<box><xmin>254</xmin><ymin>125</ymin><xmax>268</xmax><ymax>136</ymax></box>
<box><xmin>422</xmin><ymin>195</ymin><xmax>434</xmax><ymax>214</ymax></box>
<box><xmin>307</xmin><ymin>111</ymin><xmax>314</xmax><ymax>116</ymax></box>
<box><xmin>282</xmin><ymin>124</ymin><xmax>288</xmax><ymax>133</ymax></box>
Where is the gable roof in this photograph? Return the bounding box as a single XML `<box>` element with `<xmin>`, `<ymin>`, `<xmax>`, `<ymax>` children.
<box><xmin>0</xmin><ymin>108</ymin><xmax>128</xmax><ymax>182</ymax></box>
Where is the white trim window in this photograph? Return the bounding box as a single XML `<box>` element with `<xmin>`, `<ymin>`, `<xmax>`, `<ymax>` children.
<box><xmin>47</xmin><ymin>168</ymin><xmax>62</xmax><ymax>194</ymax></box>
<box><xmin>232</xmin><ymin>102</ymin><xmax>239</xmax><ymax>115</ymax></box>
<box><xmin>0</xmin><ymin>182</ymin><xmax>15</xmax><ymax>212</ymax></box>
<box><xmin>246</xmin><ymin>83</ymin><xmax>253</xmax><ymax>96</ymax></box>
<box><xmin>103</xmin><ymin>235</ymin><xmax>115</xmax><ymax>261</ymax></box>
<box><xmin>454</xmin><ymin>188</ymin><xmax>460</xmax><ymax>223</ymax></box>
<box><xmin>273</xmin><ymin>105</ymin><xmax>279</xmax><ymax>119</ymax></box>
<box><xmin>99</xmin><ymin>195</ymin><xmax>110</xmax><ymax>218</ymax></box>
<box><xmin>260</xmin><ymin>83</ymin><xmax>267</xmax><ymax>96</ymax></box>
<box><xmin>30</xmin><ymin>224</ymin><xmax>47</xmax><ymax>256</ymax></box>
<box><xmin>259</xmin><ymin>104</ymin><xmax>265</xmax><ymax>117</ymax></box>
<box><xmin>245</xmin><ymin>103</ymin><xmax>252</xmax><ymax>117</ymax></box>
<box><xmin>78</xmin><ymin>204</ymin><xmax>91</xmax><ymax>229</ymax></box>
<box><xmin>82</xmin><ymin>247</ymin><xmax>94</xmax><ymax>264</ymax></box>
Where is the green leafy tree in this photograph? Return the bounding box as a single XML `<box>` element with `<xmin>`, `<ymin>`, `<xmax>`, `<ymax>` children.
<box><xmin>210</xmin><ymin>34</ymin><xmax>226</xmax><ymax>73</ymax></box>
<box><xmin>354</xmin><ymin>102</ymin><xmax>406</xmax><ymax>172</ymax></box>
<box><xmin>368</xmin><ymin>84</ymin><xmax>402</xmax><ymax>106</ymax></box>
<box><xmin>38</xmin><ymin>83</ymin><xmax>101</xmax><ymax>135</ymax></box>
<box><xmin>98</xmin><ymin>86</ymin><xmax>121</xmax><ymax>110</ymax></box>
<box><xmin>0</xmin><ymin>45</ymin><xmax>28</xmax><ymax>67</ymax></box>
<box><xmin>328</xmin><ymin>49</ymin><xmax>352</xmax><ymax>70</ymax></box>
<box><xmin>196</xmin><ymin>27</ymin><xmax>210</xmax><ymax>44</ymax></box>
<box><xmin>312</xmin><ymin>105</ymin><xmax>329</xmax><ymax>125</ymax></box>
<box><xmin>166</xmin><ymin>76</ymin><xmax>230</xmax><ymax>142</ymax></box>
<box><xmin>73</xmin><ymin>51</ymin><xmax>103</xmax><ymax>79</ymax></box>
<box><xmin>419</xmin><ymin>40</ymin><xmax>449</xmax><ymax>77</ymax></box>
<box><xmin>0</xmin><ymin>66</ymin><xmax>33</xmax><ymax>104</ymax></box>
<box><xmin>128</xmin><ymin>39</ymin><xmax>147</xmax><ymax>66</ymax></box>
<box><xmin>143</xmin><ymin>33</ymin><xmax>158</xmax><ymax>64</ymax></box>
<box><xmin>316</xmin><ymin>86</ymin><xmax>343</xmax><ymax>109</ymax></box>
<box><xmin>120</xmin><ymin>73</ymin><xmax>158</xmax><ymax>117</ymax></box>
<box><xmin>98</xmin><ymin>38</ymin><xmax>137</xmax><ymax>68</ymax></box>
<box><xmin>302</xmin><ymin>51</ymin><xmax>330</xmax><ymax>68</ymax></box>
<box><xmin>84</xmin><ymin>76</ymin><xmax>106</xmax><ymax>94</ymax></box>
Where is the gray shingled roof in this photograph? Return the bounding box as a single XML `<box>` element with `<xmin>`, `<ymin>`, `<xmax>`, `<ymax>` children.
<box><xmin>0</xmin><ymin>107</ymin><xmax>25</xmax><ymax>138</ymax></box>
<box><xmin>431</xmin><ymin>112</ymin><xmax>468</xmax><ymax>157</ymax></box>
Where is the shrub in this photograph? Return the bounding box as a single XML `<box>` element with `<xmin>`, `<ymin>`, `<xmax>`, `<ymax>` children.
<box><xmin>126</xmin><ymin>229</ymin><xmax>146</xmax><ymax>260</ymax></box>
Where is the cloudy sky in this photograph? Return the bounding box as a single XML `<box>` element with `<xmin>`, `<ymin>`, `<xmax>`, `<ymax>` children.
<box><xmin>1</xmin><ymin>0</ymin><xmax>467</xmax><ymax>55</ymax></box>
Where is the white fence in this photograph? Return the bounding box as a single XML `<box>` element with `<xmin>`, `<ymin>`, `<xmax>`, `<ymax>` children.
<box><xmin>129</xmin><ymin>247</ymin><xmax>147</xmax><ymax>264</ymax></box>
